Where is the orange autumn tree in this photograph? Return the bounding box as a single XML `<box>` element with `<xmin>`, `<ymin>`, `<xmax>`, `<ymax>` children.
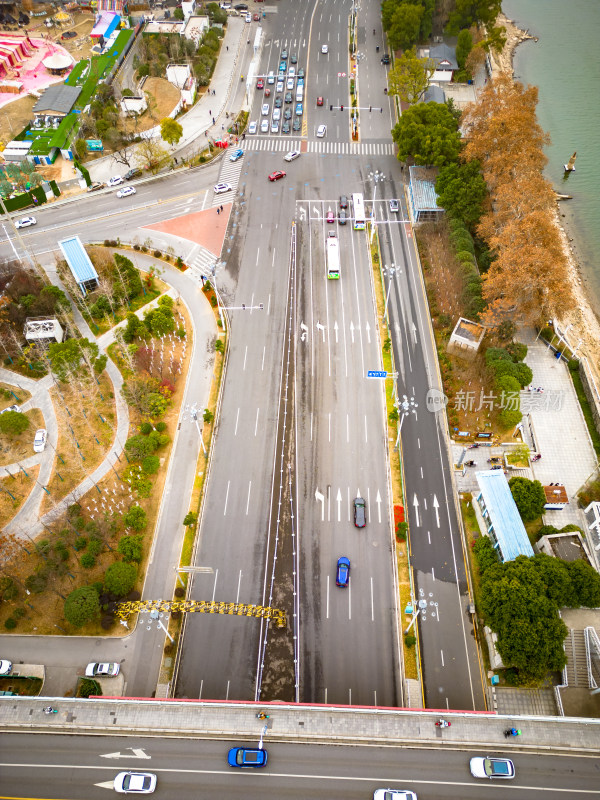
<box><xmin>461</xmin><ymin>74</ymin><xmax>573</xmax><ymax>324</ymax></box>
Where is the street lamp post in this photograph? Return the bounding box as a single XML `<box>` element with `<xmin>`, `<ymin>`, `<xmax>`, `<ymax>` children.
<box><xmin>395</xmin><ymin>393</ymin><xmax>418</xmax><ymax>450</ymax></box>
<box><xmin>367</xmin><ymin>170</ymin><xmax>385</xmax><ymax>242</ymax></box>
<box><xmin>383</xmin><ymin>264</ymin><xmax>400</xmax><ymax>323</ymax></box>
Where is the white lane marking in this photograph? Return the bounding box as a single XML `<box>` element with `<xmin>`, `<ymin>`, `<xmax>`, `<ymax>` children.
<box><xmin>243</xmin><ymin>345</ymin><xmax>248</xmax><ymax>370</ymax></box>
<box><xmin>255</xmin><ymin>407</ymin><xmax>260</xmax><ymax>436</ymax></box>
<box><xmin>364</xmin><ymin>414</ymin><xmax>368</xmax><ymax>443</ymax></box>
<box><xmin>211</xmin><ymin>569</ymin><xmax>218</xmax><ymax>602</ymax></box>
<box><xmin>346</xmin><ymin>413</ymin><xmax>349</xmax><ymax>443</ymax></box>
<box><xmin>370</xmin><ymin>576</ymin><xmax>374</xmax><ymax>621</ymax></box>
<box><xmin>326</xmin><ymin>574</ymin><xmax>330</xmax><ymax>619</ymax></box>
<box><xmin>348</xmin><ymin>576</ymin><xmax>352</xmax><ymax>620</ymax></box>
<box><xmin>246</xmin><ymin>481</ymin><xmax>252</xmax><ymax>515</ymax></box>
<box><xmin>236</xmin><ymin>570</ymin><xmax>242</xmax><ymax>603</ymax></box>
<box><xmin>234</xmin><ymin>407</ymin><xmax>240</xmax><ymax>436</ymax></box>
<box><xmin>199</xmin><ymin>679</ymin><xmax>203</xmax><ymax>700</ymax></box>
<box><xmin>261</xmin><ymin>345</ymin><xmax>266</xmax><ymax>370</ymax></box>
<box><xmin>223</xmin><ymin>481</ymin><xmax>230</xmax><ymax>515</ymax></box>
<box><xmin>225</xmin><ymin>680</ymin><xmax>230</xmax><ymax>701</ymax></box>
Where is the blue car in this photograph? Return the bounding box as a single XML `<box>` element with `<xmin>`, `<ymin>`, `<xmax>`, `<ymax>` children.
<box><xmin>295</xmin><ymin>102</ymin><xmax>303</xmax><ymax>116</ymax></box>
<box><xmin>279</xmin><ymin>61</ymin><xmax>287</xmax><ymax>73</ymax></box>
<box><xmin>336</xmin><ymin>556</ymin><xmax>350</xmax><ymax>587</ymax></box>
<box><xmin>228</xmin><ymin>747</ymin><xmax>268</xmax><ymax>768</ymax></box>
<box><xmin>229</xmin><ymin>148</ymin><xmax>244</xmax><ymax>162</ymax></box>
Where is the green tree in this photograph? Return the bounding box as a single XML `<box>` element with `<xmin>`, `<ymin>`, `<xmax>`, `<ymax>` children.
<box><xmin>0</xmin><ymin>410</ymin><xmax>30</xmax><ymax>436</ymax></box>
<box><xmin>125</xmin><ymin>433</ymin><xmax>158</xmax><ymax>460</ymax></box>
<box><xmin>117</xmin><ymin>534</ymin><xmax>145</xmax><ymax>563</ymax></box>
<box><xmin>141</xmin><ymin>454</ymin><xmax>160</xmax><ymax>474</ymax></box>
<box><xmin>388</xmin><ymin>47</ymin><xmax>435</xmax><ymax>105</ymax></box>
<box><xmin>445</xmin><ymin>0</ymin><xmax>502</xmax><ymax>35</ymax></box>
<box><xmin>455</xmin><ymin>28</ymin><xmax>473</xmax><ymax>70</ymax></box>
<box><xmin>173</xmin><ymin>6</ymin><xmax>184</xmax><ymax>20</ymax></box>
<box><xmin>123</xmin><ymin>312</ymin><xmax>147</xmax><ymax>343</ymax></box>
<box><xmin>508</xmin><ymin>477</ymin><xmax>546</xmax><ymax>522</ymax></box>
<box><xmin>392</xmin><ymin>102</ymin><xmax>462</xmax><ymax>167</ymax></box>
<box><xmin>123</xmin><ymin>504</ymin><xmax>148</xmax><ymax>532</ymax></box>
<box><xmin>47</xmin><ymin>338</ymin><xmax>102</xmax><ymax>381</ymax></box>
<box><xmin>435</xmin><ymin>160</ymin><xmax>488</xmax><ymax>228</ymax></box>
<box><xmin>472</xmin><ymin>534</ymin><xmax>499</xmax><ymax>573</ymax></box>
<box><xmin>64</xmin><ymin>586</ymin><xmax>100</xmax><ymax>628</ymax></box>
<box><xmin>160</xmin><ymin>118</ymin><xmax>184</xmax><ymax>146</ymax></box>
<box><xmin>104</xmin><ymin>561</ymin><xmax>137</xmax><ymax>596</ymax></box>
<box><xmin>567</xmin><ymin>559</ymin><xmax>600</xmax><ymax>608</ymax></box>
<box><xmin>183</xmin><ymin>511</ymin><xmax>198</xmax><ymax>527</ymax></box>
<box><xmin>144</xmin><ymin>306</ymin><xmax>175</xmax><ymax>337</ymax></box>
<box><xmin>388</xmin><ymin>3</ymin><xmax>424</xmax><ymax>51</ymax></box>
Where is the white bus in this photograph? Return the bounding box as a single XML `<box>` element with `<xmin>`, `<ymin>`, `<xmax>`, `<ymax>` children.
<box><xmin>352</xmin><ymin>192</ymin><xmax>365</xmax><ymax>230</ymax></box>
<box><xmin>326</xmin><ymin>232</ymin><xmax>340</xmax><ymax>280</ymax></box>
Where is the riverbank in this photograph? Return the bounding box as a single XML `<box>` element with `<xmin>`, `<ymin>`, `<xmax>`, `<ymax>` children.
<box><xmin>489</xmin><ymin>12</ymin><xmax>600</xmax><ymax>374</ymax></box>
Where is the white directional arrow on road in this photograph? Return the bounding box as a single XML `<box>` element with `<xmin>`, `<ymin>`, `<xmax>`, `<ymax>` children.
<box><xmin>299</xmin><ymin>206</ymin><xmax>307</xmax><ymax>221</ymax></box>
<box><xmin>413</xmin><ymin>494</ymin><xmax>420</xmax><ymax>527</ymax></box>
<box><xmin>350</xmin><ymin>321</ymin><xmax>355</xmax><ymax>343</ymax></box>
<box><xmin>365</xmin><ymin>321</ymin><xmax>371</xmax><ymax>344</ymax></box>
<box><xmin>432</xmin><ymin>495</ymin><xmax>440</xmax><ymax>528</ymax></box>
<box><xmin>336</xmin><ymin>488</ymin><xmax>342</xmax><ymax>522</ymax></box>
<box><xmin>412</xmin><ymin>322</ymin><xmax>418</xmax><ymax>343</ymax></box>
<box><xmin>312</xmin><ymin>206</ymin><xmax>321</xmax><ymax>219</ymax></box>
<box><xmin>376</xmin><ymin>489</ymin><xmax>382</xmax><ymax>523</ymax></box>
<box><xmin>334</xmin><ymin>321</ymin><xmax>339</xmax><ymax>343</ymax></box>
<box><xmin>315</xmin><ymin>488</ymin><xmax>325</xmax><ymax>521</ymax></box>
<box><xmin>316</xmin><ymin>322</ymin><xmax>326</xmax><ymax>342</ymax></box>
<box><xmin>100</xmin><ymin>748</ymin><xmax>150</xmax><ymax>760</ymax></box>
<box><xmin>300</xmin><ymin>321</ymin><xmax>308</xmax><ymax>342</ymax></box>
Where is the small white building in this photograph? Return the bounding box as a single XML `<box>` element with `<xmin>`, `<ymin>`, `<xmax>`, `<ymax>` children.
<box><xmin>448</xmin><ymin>317</ymin><xmax>486</xmax><ymax>356</ymax></box>
<box><xmin>24</xmin><ymin>317</ymin><xmax>64</xmax><ymax>344</ymax></box>
<box><xmin>166</xmin><ymin>64</ymin><xmax>196</xmax><ymax>105</ymax></box>
<box><xmin>120</xmin><ymin>94</ymin><xmax>148</xmax><ymax>116</ymax></box>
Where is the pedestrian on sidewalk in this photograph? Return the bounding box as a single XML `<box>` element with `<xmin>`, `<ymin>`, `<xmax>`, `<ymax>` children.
<box><xmin>212</xmin><ymin>117</ymin><xmax>215</xmax><ymax>125</ymax></box>
<box><xmin>220</xmin><ymin>205</ymin><xmax>223</xmax><ymax>212</ymax></box>
<box><xmin>217</xmin><ymin>208</ymin><xmax>220</xmax><ymax>215</ymax></box>
<box><xmin>226</xmin><ymin>45</ymin><xmax>229</xmax><ymax>51</ymax></box>
<box><xmin>222</xmin><ymin>124</ymin><xmax>224</xmax><ymax>130</ymax></box>
<box><xmin>209</xmin><ymin>109</ymin><xmax>211</xmax><ymax>115</ymax></box>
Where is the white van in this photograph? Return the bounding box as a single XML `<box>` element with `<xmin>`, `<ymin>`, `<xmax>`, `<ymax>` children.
<box><xmin>295</xmin><ymin>86</ymin><xmax>304</xmax><ymax>102</ymax></box>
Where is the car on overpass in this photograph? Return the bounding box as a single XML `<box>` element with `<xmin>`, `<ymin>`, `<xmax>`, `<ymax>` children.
<box><xmin>470</xmin><ymin>756</ymin><xmax>515</xmax><ymax>779</ymax></box>
<box><xmin>227</xmin><ymin>747</ymin><xmax>268</xmax><ymax>768</ymax></box>
<box><xmin>114</xmin><ymin>772</ymin><xmax>156</xmax><ymax>793</ymax></box>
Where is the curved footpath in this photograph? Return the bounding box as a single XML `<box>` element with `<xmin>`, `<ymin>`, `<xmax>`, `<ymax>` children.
<box><xmin>0</xmin><ymin>249</ymin><xmax>217</xmax><ymax>699</ymax></box>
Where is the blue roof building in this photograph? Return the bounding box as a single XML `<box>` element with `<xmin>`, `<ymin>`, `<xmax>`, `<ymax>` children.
<box><xmin>58</xmin><ymin>236</ymin><xmax>99</xmax><ymax>296</ymax></box>
<box><xmin>407</xmin><ymin>166</ymin><xmax>444</xmax><ymax>223</ymax></box>
<box><xmin>475</xmin><ymin>470</ymin><xmax>535</xmax><ymax>562</ymax></box>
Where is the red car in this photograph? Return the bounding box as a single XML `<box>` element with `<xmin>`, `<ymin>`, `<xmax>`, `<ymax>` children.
<box><xmin>326</xmin><ymin>210</ymin><xmax>335</xmax><ymax>223</ymax></box>
<box><xmin>256</xmin><ymin>78</ymin><xmax>264</xmax><ymax>89</ymax></box>
<box><xmin>317</xmin><ymin>96</ymin><xmax>323</xmax><ymax>106</ymax></box>
<box><xmin>264</xmin><ymin>87</ymin><xmax>271</xmax><ymax>97</ymax></box>
<box><xmin>269</xmin><ymin>170</ymin><xmax>286</xmax><ymax>182</ymax></box>
<box><xmin>253</xmin><ymin>12</ymin><xmax>259</xmax><ymax>20</ymax></box>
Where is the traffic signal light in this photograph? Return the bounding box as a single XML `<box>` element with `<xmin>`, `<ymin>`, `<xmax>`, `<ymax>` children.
<box><xmin>330</xmin><ymin>104</ymin><xmax>333</xmax><ymax>111</ymax></box>
<box><xmin>341</xmin><ymin>104</ymin><xmax>344</xmax><ymax>111</ymax></box>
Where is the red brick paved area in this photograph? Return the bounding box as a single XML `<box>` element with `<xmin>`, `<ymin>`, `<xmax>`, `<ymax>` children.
<box><xmin>144</xmin><ymin>204</ymin><xmax>232</xmax><ymax>256</ymax></box>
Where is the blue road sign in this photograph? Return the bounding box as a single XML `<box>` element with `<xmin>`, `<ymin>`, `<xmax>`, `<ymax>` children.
<box><xmin>367</xmin><ymin>370</ymin><xmax>387</xmax><ymax>378</ymax></box>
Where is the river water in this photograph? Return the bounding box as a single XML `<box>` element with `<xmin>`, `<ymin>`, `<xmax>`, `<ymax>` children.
<box><xmin>501</xmin><ymin>0</ymin><xmax>600</xmax><ymax>312</ymax></box>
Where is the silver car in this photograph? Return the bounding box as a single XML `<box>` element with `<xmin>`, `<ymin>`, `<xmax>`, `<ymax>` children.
<box><xmin>85</xmin><ymin>662</ymin><xmax>120</xmax><ymax>677</ymax></box>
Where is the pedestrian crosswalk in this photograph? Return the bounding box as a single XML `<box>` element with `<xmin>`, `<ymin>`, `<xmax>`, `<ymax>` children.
<box><xmin>243</xmin><ymin>138</ymin><xmax>395</xmax><ymax>155</ymax></box>
<box><xmin>212</xmin><ymin>155</ymin><xmax>245</xmax><ymax>205</ymax></box>
<box><xmin>188</xmin><ymin>244</ymin><xmax>217</xmax><ymax>280</ymax></box>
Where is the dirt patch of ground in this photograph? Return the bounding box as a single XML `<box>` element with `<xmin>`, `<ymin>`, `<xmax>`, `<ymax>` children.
<box><xmin>0</xmin><ymin>408</ymin><xmax>45</xmax><ymax>464</ymax></box>
<box><xmin>0</xmin><ymin>465</ymin><xmax>39</xmax><ymax>531</ymax></box>
<box><xmin>0</xmin><ymin>94</ymin><xmax>36</xmax><ymax>148</ymax></box>
<box><xmin>123</xmin><ymin>77</ymin><xmax>180</xmax><ymax>135</ymax></box>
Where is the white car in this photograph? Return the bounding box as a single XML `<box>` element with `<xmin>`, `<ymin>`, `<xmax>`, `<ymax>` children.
<box><xmin>245</xmin><ymin>12</ymin><xmax>251</xmax><ymax>22</ymax></box>
<box><xmin>33</xmin><ymin>428</ymin><xmax>47</xmax><ymax>453</ymax></box>
<box><xmin>389</xmin><ymin>199</ymin><xmax>399</xmax><ymax>212</ymax></box>
<box><xmin>373</xmin><ymin>791</ymin><xmax>417</xmax><ymax>800</ymax></box>
<box><xmin>288</xmin><ymin>66</ymin><xmax>295</xmax><ymax>78</ymax></box>
<box><xmin>0</xmin><ymin>660</ymin><xmax>12</xmax><ymax>676</ymax></box>
<box><xmin>276</xmin><ymin>80</ymin><xmax>284</xmax><ymax>92</ymax></box>
<box><xmin>261</xmin><ymin>103</ymin><xmax>270</xmax><ymax>116</ymax></box>
<box><xmin>272</xmin><ymin>108</ymin><xmax>281</xmax><ymax>121</ymax></box>
<box><xmin>284</xmin><ymin>150</ymin><xmax>300</xmax><ymax>162</ymax></box>
<box><xmin>86</xmin><ymin>662</ymin><xmax>120</xmax><ymax>677</ymax></box>
<box><xmin>106</xmin><ymin>175</ymin><xmax>123</xmax><ymax>187</ymax></box>
<box><xmin>248</xmin><ymin>120</ymin><xmax>258</xmax><ymax>134</ymax></box>
<box><xmin>270</xmin><ymin>120</ymin><xmax>279</xmax><ymax>133</ymax></box>
<box><xmin>286</xmin><ymin>77</ymin><xmax>294</xmax><ymax>90</ymax></box>
<box><xmin>470</xmin><ymin>756</ymin><xmax>515</xmax><ymax>780</ymax></box>
<box><xmin>267</xmin><ymin>71</ymin><xmax>275</xmax><ymax>84</ymax></box>
<box><xmin>116</xmin><ymin>186</ymin><xmax>136</xmax><ymax>198</ymax></box>
<box><xmin>114</xmin><ymin>772</ymin><xmax>156</xmax><ymax>794</ymax></box>
<box><xmin>321</xmin><ymin>44</ymin><xmax>328</xmax><ymax>54</ymax></box>
<box><xmin>214</xmin><ymin>183</ymin><xmax>232</xmax><ymax>194</ymax></box>
<box><xmin>15</xmin><ymin>216</ymin><xmax>36</xmax><ymax>229</ymax></box>
<box><xmin>0</xmin><ymin>405</ymin><xmax>21</xmax><ymax>415</ymax></box>
<box><xmin>260</xmin><ymin>119</ymin><xmax>269</xmax><ymax>133</ymax></box>
<box><xmin>317</xmin><ymin>124</ymin><xmax>327</xmax><ymax>138</ymax></box>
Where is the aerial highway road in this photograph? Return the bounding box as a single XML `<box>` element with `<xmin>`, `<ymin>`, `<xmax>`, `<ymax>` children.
<box><xmin>1</xmin><ymin>732</ymin><xmax>598</xmax><ymax>800</ymax></box>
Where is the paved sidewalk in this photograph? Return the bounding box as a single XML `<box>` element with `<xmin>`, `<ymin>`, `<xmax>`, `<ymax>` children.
<box><xmin>519</xmin><ymin>329</ymin><xmax>597</xmax><ymax>528</ymax></box>
<box><xmin>1</xmin><ymin>697</ymin><xmax>599</xmax><ymax>753</ymax></box>
<box><xmin>88</xmin><ymin>17</ymin><xmax>247</xmax><ymax>183</ymax></box>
